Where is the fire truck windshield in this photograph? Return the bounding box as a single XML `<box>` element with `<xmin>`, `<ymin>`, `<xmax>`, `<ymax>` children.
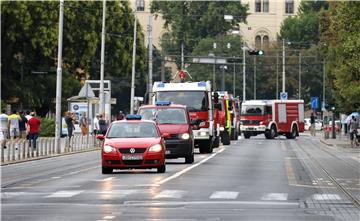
<box><xmin>241</xmin><ymin>105</ymin><xmax>265</xmax><ymax>116</ymax></box>
<box><xmin>157</xmin><ymin>91</ymin><xmax>209</xmax><ymax>111</ymax></box>
<box><xmin>139</xmin><ymin>108</ymin><xmax>187</xmax><ymax>124</ymax></box>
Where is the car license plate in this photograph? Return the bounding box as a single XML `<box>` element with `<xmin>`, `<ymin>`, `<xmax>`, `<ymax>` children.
<box><xmin>165</xmin><ymin>150</ymin><xmax>171</xmax><ymax>154</ymax></box>
<box><xmin>122</xmin><ymin>155</ymin><xmax>143</xmax><ymax>160</ymax></box>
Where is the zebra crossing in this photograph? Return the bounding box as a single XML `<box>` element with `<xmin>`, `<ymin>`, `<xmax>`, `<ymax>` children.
<box><xmin>1</xmin><ymin>188</ymin><xmax>343</xmax><ymax>202</ymax></box>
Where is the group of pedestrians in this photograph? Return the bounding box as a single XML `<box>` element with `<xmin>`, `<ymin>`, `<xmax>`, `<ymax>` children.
<box><xmin>0</xmin><ymin>109</ymin><xmax>41</xmax><ymax>150</ymax></box>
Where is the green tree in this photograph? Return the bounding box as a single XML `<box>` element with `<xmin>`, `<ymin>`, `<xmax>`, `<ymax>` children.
<box><xmin>1</xmin><ymin>1</ymin><xmax>146</xmax><ymax>115</ymax></box>
<box><xmin>151</xmin><ymin>1</ymin><xmax>248</xmax><ymax>66</ymax></box>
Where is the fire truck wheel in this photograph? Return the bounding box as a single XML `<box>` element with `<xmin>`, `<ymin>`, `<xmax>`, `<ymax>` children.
<box><xmin>244</xmin><ymin>132</ymin><xmax>251</xmax><ymax>139</ymax></box>
<box><xmin>286</xmin><ymin>126</ymin><xmax>297</xmax><ymax>139</ymax></box>
<box><xmin>222</xmin><ymin>131</ymin><xmax>231</xmax><ymax>145</ymax></box>
<box><xmin>269</xmin><ymin>125</ymin><xmax>276</xmax><ymax>139</ymax></box>
<box><xmin>213</xmin><ymin>136</ymin><xmax>220</xmax><ymax>148</ymax></box>
<box><xmin>199</xmin><ymin>139</ymin><xmax>213</xmax><ymax>154</ymax></box>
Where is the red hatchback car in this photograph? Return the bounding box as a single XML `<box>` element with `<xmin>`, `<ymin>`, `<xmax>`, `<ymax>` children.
<box><xmin>97</xmin><ymin>115</ymin><xmax>166</xmax><ymax>174</ymax></box>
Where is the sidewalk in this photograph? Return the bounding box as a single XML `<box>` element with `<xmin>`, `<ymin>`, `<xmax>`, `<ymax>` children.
<box><xmin>304</xmin><ymin>130</ymin><xmax>353</xmax><ymax>148</ymax></box>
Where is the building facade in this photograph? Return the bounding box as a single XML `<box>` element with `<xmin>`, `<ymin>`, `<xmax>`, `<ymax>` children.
<box><xmin>239</xmin><ymin>0</ymin><xmax>300</xmax><ymax>49</ymax></box>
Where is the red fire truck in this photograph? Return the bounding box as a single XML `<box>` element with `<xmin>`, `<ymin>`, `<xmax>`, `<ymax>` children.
<box><xmin>240</xmin><ymin>100</ymin><xmax>304</xmax><ymax>139</ymax></box>
<box><xmin>152</xmin><ymin>81</ymin><xmax>220</xmax><ymax>153</ymax></box>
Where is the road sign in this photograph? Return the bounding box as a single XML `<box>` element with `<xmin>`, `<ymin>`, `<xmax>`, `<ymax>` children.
<box><xmin>280</xmin><ymin>92</ymin><xmax>288</xmax><ymax>100</ymax></box>
<box><xmin>311</xmin><ymin>97</ymin><xmax>319</xmax><ymax>109</ymax></box>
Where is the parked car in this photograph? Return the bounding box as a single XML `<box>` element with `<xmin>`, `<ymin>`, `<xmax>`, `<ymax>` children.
<box><xmin>304</xmin><ymin>118</ymin><xmax>323</xmax><ymax>131</ymax></box>
<box><xmin>97</xmin><ymin>114</ymin><xmax>167</xmax><ymax>174</ymax></box>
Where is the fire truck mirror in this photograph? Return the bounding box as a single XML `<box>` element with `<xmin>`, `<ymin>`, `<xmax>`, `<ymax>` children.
<box><xmin>213</xmin><ymin>92</ymin><xmax>219</xmax><ymax>103</ymax></box>
<box><xmin>214</xmin><ymin>103</ymin><xmax>222</xmax><ymax>110</ymax></box>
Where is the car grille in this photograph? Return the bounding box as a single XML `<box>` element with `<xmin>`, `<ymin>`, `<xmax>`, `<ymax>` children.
<box><xmin>119</xmin><ymin>148</ymin><xmax>147</xmax><ymax>154</ymax></box>
<box><xmin>122</xmin><ymin>160</ymin><xmax>143</xmax><ymax>165</ymax></box>
<box><xmin>241</xmin><ymin>120</ymin><xmax>260</xmax><ymax>125</ymax></box>
<box><xmin>165</xmin><ymin>134</ymin><xmax>179</xmax><ymax>140</ymax></box>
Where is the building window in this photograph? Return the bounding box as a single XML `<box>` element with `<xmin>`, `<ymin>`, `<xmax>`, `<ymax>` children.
<box><xmin>255</xmin><ymin>35</ymin><xmax>261</xmax><ymax>49</ymax></box>
<box><xmin>255</xmin><ymin>0</ymin><xmax>261</xmax><ymax>12</ymax></box>
<box><xmin>263</xmin><ymin>35</ymin><xmax>269</xmax><ymax>48</ymax></box>
<box><xmin>136</xmin><ymin>0</ymin><xmax>145</xmax><ymax>11</ymax></box>
<box><xmin>263</xmin><ymin>0</ymin><xmax>269</xmax><ymax>12</ymax></box>
<box><xmin>285</xmin><ymin>0</ymin><xmax>294</xmax><ymax>14</ymax></box>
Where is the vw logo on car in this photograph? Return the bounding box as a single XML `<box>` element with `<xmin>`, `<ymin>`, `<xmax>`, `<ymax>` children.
<box><xmin>130</xmin><ymin>148</ymin><xmax>136</xmax><ymax>154</ymax></box>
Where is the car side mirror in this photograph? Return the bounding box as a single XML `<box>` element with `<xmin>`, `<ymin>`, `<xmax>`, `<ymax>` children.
<box><xmin>96</xmin><ymin>134</ymin><xmax>105</xmax><ymax>140</ymax></box>
<box><xmin>162</xmin><ymin>133</ymin><xmax>171</xmax><ymax>138</ymax></box>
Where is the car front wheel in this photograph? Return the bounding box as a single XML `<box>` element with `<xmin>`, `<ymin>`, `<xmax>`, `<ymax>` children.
<box><xmin>102</xmin><ymin>167</ymin><xmax>113</xmax><ymax>174</ymax></box>
<box><xmin>157</xmin><ymin>164</ymin><xmax>166</xmax><ymax>173</ymax></box>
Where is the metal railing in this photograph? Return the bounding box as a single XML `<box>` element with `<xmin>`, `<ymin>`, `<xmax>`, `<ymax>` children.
<box><xmin>1</xmin><ymin>135</ymin><xmax>100</xmax><ymax>165</ymax></box>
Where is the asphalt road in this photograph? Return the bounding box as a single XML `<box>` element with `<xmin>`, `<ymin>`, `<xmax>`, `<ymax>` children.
<box><xmin>1</xmin><ymin>135</ymin><xmax>360</xmax><ymax>221</ymax></box>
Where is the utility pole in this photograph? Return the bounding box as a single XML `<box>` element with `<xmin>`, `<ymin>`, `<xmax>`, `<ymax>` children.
<box><xmin>254</xmin><ymin>56</ymin><xmax>256</xmax><ymax>99</ymax></box>
<box><xmin>233</xmin><ymin>62</ymin><xmax>236</xmax><ymax>96</ymax></box>
<box><xmin>130</xmin><ymin>18</ymin><xmax>137</xmax><ymax>114</ymax></box>
<box><xmin>99</xmin><ymin>0</ymin><xmax>106</xmax><ymax>116</ymax></box>
<box><xmin>282</xmin><ymin>39</ymin><xmax>285</xmax><ymax>93</ymax></box>
<box><xmin>242</xmin><ymin>43</ymin><xmax>246</xmax><ymax>101</ymax></box>
<box><xmin>276</xmin><ymin>53</ymin><xmax>279</xmax><ymax>99</ymax></box>
<box><xmin>323</xmin><ymin>59</ymin><xmax>326</xmax><ymax>111</ymax></box>
<box><xmin>213</xmin><ymin>58</ymin><xmax>216</xmax><ymax>91</ymax></box>
<box><xmin>55</xmin><ymin>0</ymin><xmax>64</xmax><ymax>153</ymax></box>
<box><xmin>147</xmin><ymin>15</ymin><xmax>153</xmax><ymax>104</ymax></box>
<box><xmin>298</xmin><ymin>52</ymin><xmax>301</xmax><ymax>99</ymax></box>
<box><xmin>181</xmin><ymin>42</ymin><xmax>184</xmax><ymax>70</ymax></box>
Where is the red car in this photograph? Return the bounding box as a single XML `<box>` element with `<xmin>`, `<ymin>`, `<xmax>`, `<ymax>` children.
<box><xmin>97</xmin><ymin>115</ymin><xmax>166</xmax><ymax>174</ymax></box>
<box><xmin>138</xmin><ymin>101</ymin><xmax>194</xmax><ymax>164</ymax></box>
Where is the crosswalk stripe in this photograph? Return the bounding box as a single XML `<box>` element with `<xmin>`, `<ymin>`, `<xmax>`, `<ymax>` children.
<box><xmin>154</xmin><ymin>190</ymin><xmax>187</xmax><ymax>199</ymax></box>
<box><xmin>261</xmin><ymin>193</ymin><xmax>288</xmax><ymax>201</ymax></box>
<box><xmin>312</xmin><ymin>194</ymin><xmax>341</xmax><ymax>200</ymax></box>
<box><xmin>210</xmin><ymin>191</ymin><xmax>239</xmax><ymax>199</ymax></box>
<box><xmin>45</xmin><ymin>190</ymin><xmax>84</xmax><ymax>198</ymax></box>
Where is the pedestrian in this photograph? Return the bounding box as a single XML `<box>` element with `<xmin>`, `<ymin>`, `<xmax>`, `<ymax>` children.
<box><xmin>18</xmin><ymin>111</ymin><xmax>28</xmax><ymax>139</ymax></box>
<box><xmin>65</xmin><ymin>111</ymin><xmax>75</xmax><ymax>143</ymax></box>
<box><xmin>27</xmin><ymin>112</ymin><xmax>41</xmax><ymax>149</ymax></box>
<box><xmin>93</xmin><ymin>113</ymin><xmax>100</xmax><ymax>135</ymax></box>
<box><xmin>79</xmin><ymin>112</ymin><xmax>89</xmax><ymax>135</ymax></box>
<box><xmin>98</xmin><ymin>114</ymin><xmax>108</xmax><ymax>135</ymax></box>
<box><xmin>0</xmin><ymin>109</ymin><xmax>9</xmax><ymax>149</ymax></box>
<box><xmin>310</xmin><ymin>112</ymin><xmax>316</xmax><ymax>136</ymax></box>
<box><xmin>116</xmin><ymin>111</ymin><xmax>125</xmax><ymax>121</ymax></box>
<box><xmin>349</xmin><ymin>116</ymin><xmax>359</xmax><ymax>147</ymax></box>
<box><xmin>25</xmin><ymin>110</ymin><xmax>32</xmax><ymax>121</ymax></box>
<box><xmin>8</xmin><ymin>110</ymin><xmax>21</xmax><ymax>141</ymax></box>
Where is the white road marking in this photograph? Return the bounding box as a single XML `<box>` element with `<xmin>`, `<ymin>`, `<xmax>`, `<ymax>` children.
<box><xmin>103</xmin><ymin>216</ymin><xmax>115</xmax><ymax>219</ymax></box>
<box><xmin>45</xmin><ymin>190</ymin><xmax>84</xmax><ymax>198</ymax></box>
<box><xmin>210</xmin><ymin>191</ymin><xmax>239</xmax><ymax>199</ymax></box>
<box><xmin>51</xmin><ymin>177</ymin><xmax>61</xmax><ymax>179</ymax></box>
<box><xmin>312</xmin><ymin>194</ymin><xmax>342</xmax><ymax>200</ymax></box>
<box><xmin>261</xmin><ymin>193</ymin><xmax>288</xmax><ymax>201</ymax></box>
<box><xmin>156</xmin><ymin>148</ymin><xmax>225</xmax><ymax>185</ymax></box>
<box><xmin>95</xmin><ymin>177</ymin><xmax>114</xmax><ymax>182</ymax></box>
<box><xmin>154</xmin><ymin>190</ymin><xmax>187</xmax><ymax>199</ymax></box>
<box><xmin>124</xmin><ymin>200</ymin><xmax>299</xmax><ymax>207</ymax></box>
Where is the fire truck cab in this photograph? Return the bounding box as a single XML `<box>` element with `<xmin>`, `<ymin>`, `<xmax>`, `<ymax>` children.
<box><xmin>152</xmin><ymin>81</ymin><xmax>219</xmax><ymax>153</ymax></box>
<box><xmin>240</xmin><ymin>100</ymin><xmax>304</xmax><ymax>139</ymax></box>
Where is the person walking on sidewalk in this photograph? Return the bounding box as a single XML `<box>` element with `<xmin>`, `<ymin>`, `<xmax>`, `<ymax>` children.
<box><xmin>18</xmin><ymin>111</ymin><xmax>28</xmax><ymax>139</ymax></box>
<box><xmin>79</xmin><ymin>112</ymin><xmax>89</xmax><ymax>136</ymax></box>
<box><xmin>0</xmin><ymin>110</ymin><xmax>9</xmax><ymax>149</ymax></box>
<box><xmin>28</xmin><ymin>112</ymin><xmax>41</xmax><ymax>149</ymax></box>
<box><xmin>310</xmin><ymin>113</ymin><xmax>316</xmax><ymax>136</ymax></box>
<box><xmin>349</xmin><ymin>116</ymin><xmax>359</xmax><ymax>147</ymax></box>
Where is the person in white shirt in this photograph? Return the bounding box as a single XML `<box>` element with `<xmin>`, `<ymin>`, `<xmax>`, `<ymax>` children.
<box><xmin>25</xmin><ymin>110</ymin><xmax>33</xmax><ymax>121</ymax></box>
<box><xmin>93</xmin><ymin>114</ymin><xmax>100</xmax><ymax>135</ymax></box>
<box><xmin>0</xmin><ymin>109</ymin><xmax>9</xmax><ymax>149</ymax></box>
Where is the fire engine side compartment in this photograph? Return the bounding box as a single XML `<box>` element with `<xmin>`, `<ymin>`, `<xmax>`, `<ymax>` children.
<box><xmin>274</xmin><ymin>101</ymin><xmax>304</xmax><ymax>135</ymax></box>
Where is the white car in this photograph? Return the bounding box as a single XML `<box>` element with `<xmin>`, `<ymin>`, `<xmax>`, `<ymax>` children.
<box><xmin>304</xmin><ymin>118</ymin><xmax>322</xmax><ymax>131</ymax></box>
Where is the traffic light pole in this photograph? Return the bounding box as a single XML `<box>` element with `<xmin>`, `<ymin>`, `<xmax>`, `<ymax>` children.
<box><xmin>282</xmin><ymin>39</ymin><xmax>285</xmax><ymax>93</ymax></box>
<box><xmin>242</xmin><ymin>44</ymin><xmax>246</xmax><ymax>101</ymax></box>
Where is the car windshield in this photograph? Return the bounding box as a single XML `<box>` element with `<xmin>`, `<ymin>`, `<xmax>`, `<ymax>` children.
<box><xmin>157</xmin><ymin>91</ymin><xmax>208</xmax><ymax>111</ymax></box>
<box><xmin>107</xmin><ymin>122</ymin><xmax>159</xmax><ymax>138</ymax></box>
<box><xmin>241</xmin><ymin>105</ymin><xmax>265</xmax><ymax>116</ymax></box>
<box><xmin>139</xmin><ymin>108</ymin><xmax>188</xmax><ymax>124</ymax></box>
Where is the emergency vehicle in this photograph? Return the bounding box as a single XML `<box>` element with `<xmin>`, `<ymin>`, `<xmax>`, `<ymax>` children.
<box><xmin>152</xmin><ymin>81</ymin><xmax>219</xmax><ymax>153</ymax></box>
<box><xmin>216</xmin><ymin>91</ymin><xmax>232</xmax><ymax>145</ymax></box>
<box><xmin>229</xmin><ymin>96</ymin><xmax>241</xmax><ymax>140</ymax></box>
<box><xmin>240</xmin><ymin>100</ymin><xmax>304</xmax><ymax>139</ymax></box>
<box><xmin>138</xmin><ymin>102</ymin><xmax>194</xmax><ymax>164</ymax></box>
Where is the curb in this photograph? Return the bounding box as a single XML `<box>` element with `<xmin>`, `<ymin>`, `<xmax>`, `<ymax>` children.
<box><xmin>320</xmin><ymin>139</ymin><xmax>334</xmax><ymax>147</ymax></box>
<box><xmin>0</xmin><ymin>147</ymin><xmax>100</xmax><ymax>166</ymax></box>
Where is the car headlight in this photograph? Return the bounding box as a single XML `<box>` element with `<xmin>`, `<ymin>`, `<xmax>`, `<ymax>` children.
<box><xmin>180</xmin><ymin>133</ymin><xmax>190</xmax><ymax>140</ymax></box>
<box><xmin>200</xmin><ymin>131</ymin><xmax>207</xmax><ymax>136</ymax></box>
<box><xmin>219</xmin><ymin>126</ymin><xmax>225</xmax><ymax>131</ymax></box>
<box><xmin>103</xmin><ymin>145</ymin><xmax>116</xmax><ymax>153</ymax></box>
<box><xmin>149</xmin><ymin>144</ymin><xmax>162</xmax><ymax>152</ymax></box>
